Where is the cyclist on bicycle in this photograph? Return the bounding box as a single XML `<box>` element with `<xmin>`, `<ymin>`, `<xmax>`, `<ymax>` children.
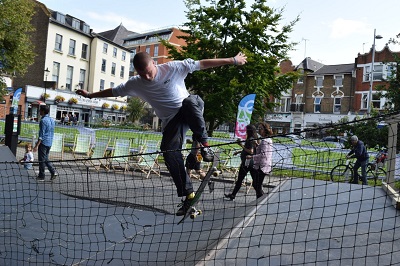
<box><xmin>346</xmin><ymin>135</ymin><xmax>369</xmax><ymax>185</ymax></box>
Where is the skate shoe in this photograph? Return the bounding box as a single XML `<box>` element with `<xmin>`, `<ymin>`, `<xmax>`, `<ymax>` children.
<box><xmin>224</xmin><ymin>193</ymin><xmax>235</xmax><ymax>201</ymax></box>
<box><xmin>201</xmin><ymin>146</ymin><xmax>214</xmax><ymax>162</ymax></box>
<box><xmin>176</xmin><ymin>192</ymin><xmax>195</xmax><ymax>216</ymax></box>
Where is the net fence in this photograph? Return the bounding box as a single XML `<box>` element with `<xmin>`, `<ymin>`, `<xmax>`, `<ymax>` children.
<box><xmin>1</xmin><ymin>113</ymin><xmax>400</xmax><ymax>265</ymax></box>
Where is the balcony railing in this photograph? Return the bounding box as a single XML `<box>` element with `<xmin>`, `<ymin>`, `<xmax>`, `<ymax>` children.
<box><xmin>290</xmin><ymin>103</ymin><xmax>304</xmax><ymax>112</ymax></box>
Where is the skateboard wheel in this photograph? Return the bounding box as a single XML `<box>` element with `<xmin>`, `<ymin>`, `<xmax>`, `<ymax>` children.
<box><xmin>190</xmin><ymin>214</ymin><xmax>196</xmax><ymax>219</ymax></box>
<box><xmin>198</xmin><ymin>210</ymin><xmax>202</xmax><ymax>215</ymax></box>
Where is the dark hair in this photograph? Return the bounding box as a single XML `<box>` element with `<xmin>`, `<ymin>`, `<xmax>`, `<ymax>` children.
<box><xmin>133</xmin><ymin>52</ymin><xmax>153</xmax><ymax>71</ymax></box>
<box><xmin>40</xmin><ymin>105</ymin><xmax>50</xmax><ymax>114</ymax></box>
<box><xmin>258</xmin><ymin>122</ymin><xmax>273</xmax><ymax>136</ymax></box>
<box><xmin>246</xmin><ymin>124</ymin><xmax>257</xmax><ymax>139</ymax></box>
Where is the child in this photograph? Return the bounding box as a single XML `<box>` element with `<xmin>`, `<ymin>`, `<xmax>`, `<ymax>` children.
<box><xmin>20</xmin><ymin>143</ymin><xmax>34</xmax><ymax>170</ymax></box>
<box><xmin>185</xmin><ymin>140</ymin><xmax>206</xmax><ymax>180</ymax></box>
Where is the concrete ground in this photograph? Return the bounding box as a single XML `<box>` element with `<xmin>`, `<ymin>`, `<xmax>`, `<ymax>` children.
<box><xmin>2</xmin><ymin>145</ymin><xmax>399</xmax><ymax>265</ymax></box>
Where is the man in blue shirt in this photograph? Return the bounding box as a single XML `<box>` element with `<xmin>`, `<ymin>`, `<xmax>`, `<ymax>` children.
<box><xmin>347</xmin><ymin>135</ymin><xmax>369</xmax><ymax>185</ymax></box>
<box><xmin>33</xmin><ymin>105</ymin><xmax>58</xmax><ymax>181</ymax></box>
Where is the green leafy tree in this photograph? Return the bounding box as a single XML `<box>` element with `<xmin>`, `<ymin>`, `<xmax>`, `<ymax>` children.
<box><xmin>161</xmin><ymin>0</ymin><xmax>299</xmax><ymax>135</ymax></box>
<box><xmin>126</xmin><ymin>97</ymin><xmax>146</xmax><ymax>124</ymax></box>
<box><xmin>0</xmin><ymin>0</ymin><xmax>36</xmax><ymax>99</ymax></box>
<box><xmin>330</xmin><ymin>112</ymin><xmax>388</xmax><ymax>150</ymax></box>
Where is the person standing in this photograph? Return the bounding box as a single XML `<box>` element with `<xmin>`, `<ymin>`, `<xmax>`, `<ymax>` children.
<box><xmin>19</xmin><ymin>143</ymin><xmax>34</xmax><ymax>170</ymax></box>
<box><xmin>346</xmin><ymin>135</ymin><xmax>369</xmax><ymax>185</ymax></box>
<box><xmin>247</xmin><ymin>122</ymin><xmax>273</xmax><ymax>198</ymax></box>
<box><xmin>76</xmin><ymin>51</ymin><xmax>247</xmax><ymax>215</ymax></box>
<box><xmin>224</xmin><ymin>124</ymin><xmax>258</xmax><ymax>200</ymax></box>
<box><xmin>33</xmin><ymin>105</ymin><xmax>58</xmax><ymax>181</ymax></box>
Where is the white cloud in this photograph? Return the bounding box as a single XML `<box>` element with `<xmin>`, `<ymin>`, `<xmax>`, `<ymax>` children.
<box><xmin>329</xmin><ymin>18</ymin><xmax>370</xmax><ymax>39</ymax></box>
<box><xmin>86</xmin><ymin>11</ymin><xmax>155</xmax><ymax>33</ymax></box>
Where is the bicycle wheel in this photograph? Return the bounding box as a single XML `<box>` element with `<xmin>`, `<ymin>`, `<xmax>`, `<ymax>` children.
<box><xmin>330</xmin><ymin>164</ymin><xmax>353</xmax><ymax>182</ymax></box>
<box><xmin>366</xmin><ymin>167</ymin><xmax>386</xmax><ymax>186</ymax></box>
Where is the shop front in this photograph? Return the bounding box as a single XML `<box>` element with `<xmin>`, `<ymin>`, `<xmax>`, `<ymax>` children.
<box><xmin>24</xmin><ymin>85</ymin><xmax>127</xmax><ymax>126</ymax></box>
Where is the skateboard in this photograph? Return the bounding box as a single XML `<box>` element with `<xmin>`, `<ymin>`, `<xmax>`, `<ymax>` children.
<box><xmin>177</xmin><ymin>151</ymin><xmax>220</xmax><ymax>224</ymax></box>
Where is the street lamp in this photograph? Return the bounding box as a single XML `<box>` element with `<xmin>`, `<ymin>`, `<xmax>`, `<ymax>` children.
<box><xmin>44</xmin><ymin>67</ymin><xmax>50</xmax><ymax>103</ymax></box>
<box><xmin>367</xmin><ymin>29</ymin><xmax>383</xmax><ymax>116</ymax></box>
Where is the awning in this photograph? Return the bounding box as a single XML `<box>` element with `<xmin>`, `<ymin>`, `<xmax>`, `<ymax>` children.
<box><xmin>31</xmin><ymin>100</ymin><xmax>46</xmax><ymax>106</ymax></box>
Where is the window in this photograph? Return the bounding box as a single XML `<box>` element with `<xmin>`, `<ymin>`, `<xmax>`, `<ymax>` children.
<box><xmin>110</xmin><ymin>82</ymin><xmax>114</xmax><ymax>88</ymax></box>
<box><xmin>113</xmin><ymin>47</ymin><xmax>117</xmax><ymax>57</ymax></box>
<box><xmin>333</xmin><ymin>97</ymin><xmax>341</xmax><ymax>113</ymax></box>
<box><xmin>361</xmin><ymin>92</ymin><xmax>383</xmax><ymax>110</ymax></box>
<box><xmin>154</xmin><ymin>44</ymin><xmax>159</xmax><ymax>57</ymax></box>
<box><xmin>111</xmin><ymin>62</ymin><xmax>116</xmax><ymax>75</ymax></box>
<box><xmin>274</xmin><ymin>97</ymin><xmax>291</xmax><ymax>112</ymax></box>
<box><xmin>314</xmin><ymin>97</ymin><xmax>322</xmax><ymax>113</ymax></box>
<box><xmin>55</xmin><ymin>34</ymin><xmax>63</xmax><ymax>51</ymax></box>
<box><xmin>315</xmin><ymin>76</ymin><xmax>323</xmax><ymax>87</ymax></box>
<box><xmin>297</xmin><ymin>69</ymin><xmax>304</xmax><ymax>84</ymax></box>
<box><xmin>55</xmin><ymin>12</ymin><xmax>65</xmax><ymax>24</ymax></box>
<box><xmin>79</xmin><ymin>69</ymin><xmax>86</xmax><ymax>90</ymax></box>
<box><xmin>386</xmin><ymin>64</ymin><xmax>396</xmax><ymax>79</ymax></box>
<box><xmin>145</xmin><ymin>45</ymin><xmax>150</xmax><ymax>54</ymax></box>
<box><xmin>295</xmin><ymin>94</ymin><xmax>303</xmax><ymax>104</ymax></box>
<box><xmin>120</xmin><ymin>66</ymin><xmax>125</xmax><ymax>78</ymax></box>
<box><xmin>122</xmin><ymin>51</ymin><xmax>126</xmax><ymax>61</ymax></box>
<box><xmin>361</xmin><ymin>93</ymin><xmax>368</xmax><ymax>109</ymax></box>
<box><xmin>82</xmin><ymin>23</ymin><xmax>90</xmax><ymax>34</ymax></box>
<box><xmin>334</xmin><ymin>75</ymin><xmax>343</xmax><ymax>87</ymax></box>
<box><xmin>101</xmin><ymin>59</ymin><xmax>106</xmax><ymax>72</ymax></box>
<box><xmin>364</xmin><ymin>63</ymin><xmax>384</xmax><ymax>81</ymax></box>
<box><xmin>72</xmin><ymin>18</ymin><xmax>80</xmax><ymax>30</ymax></box>
<box><xmin>52</xmin><ymin>62</ymin><xmax>60</xmax><ymax>86</ymax></box>
<box><xmin>68</xmin><ymin>39</ymin><xmax>76</xmax><ymax>56</ymax></box>
<box><xmin>81</xmin><ymin>43</ymin><xmax>88</xmax><ymax>59</ymax></box>
<box><xmin>153</xmin><ymin>58</ymin><xmax>158</xmax><ymax>65</ymax></box>
<box><xmin>100</xmin><ymin>79</ymin><xmax>105</xmax><ymax>91</ymax></box>
<box><xmin>103</xmin><ymin>43</ymin><xmax>108</xmax><ymax>54</ymax></box>
<box><xmin>372</xmin><ymin>93</ymin><xmax>382</xmax><ymax>109</ymax></box>
<box><xmin>66</xmin><ymin>66</ymin><xmax>73</xmax><ymax>90</ymax></box>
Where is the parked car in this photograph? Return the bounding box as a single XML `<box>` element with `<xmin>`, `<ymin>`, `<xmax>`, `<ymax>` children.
<box><xmin>322</xmin><ymin>136</ymin><xmax>348</xmax><ymax>144</ymax></box>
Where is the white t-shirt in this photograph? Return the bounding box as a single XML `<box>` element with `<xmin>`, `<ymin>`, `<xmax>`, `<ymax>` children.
<box><xmin>113</xmin><ymin>59</ymin><xmax>201</xmax><ymax>129</ymax></box>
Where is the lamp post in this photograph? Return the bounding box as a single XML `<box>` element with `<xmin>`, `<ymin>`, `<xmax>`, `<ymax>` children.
<box><xmin>367</xmin><ymin>29</ymin><xmax>383</xmax><ymax>116</ymax></box>
<box><xmin>44</xmin><ymin>68</ymin><xmax>50</xmax><ymax>103</ymax></box>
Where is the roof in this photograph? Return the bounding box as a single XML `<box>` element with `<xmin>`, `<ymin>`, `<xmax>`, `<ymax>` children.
<box><xmin>97</xmin><ymin>24</ymin><xmax>136</xmax><ymax>46</ymax></box>
<box><xmin>310</xmin><ymin>63</ymin><xmax>354</xmax><ymax>75</ymax></box>
<box><xmin>124</xmin><ymin>27</ymin><xmax>176</xmax><ymax>40</ymax></box>
<box><xmin>295</xmin><ymin>57</ymin><xmax>324</xmax><ymax>72</ymax></box>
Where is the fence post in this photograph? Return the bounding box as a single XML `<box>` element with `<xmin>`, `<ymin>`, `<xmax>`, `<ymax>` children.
<box><xmin>382</xmin><ymin>114</ymin><xmax>400</xmax><ymax>209</ymax></box>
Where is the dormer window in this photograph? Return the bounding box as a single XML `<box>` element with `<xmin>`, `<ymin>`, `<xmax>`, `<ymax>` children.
<box><xmin>55</xmin><ymin>12</ymin><xmax>65</xmax><ymax>24</ymax></box>
<box><xmin>72</xmin><ymin>19</ymin><xmax>80</xmax><ymax>30</ymax></box>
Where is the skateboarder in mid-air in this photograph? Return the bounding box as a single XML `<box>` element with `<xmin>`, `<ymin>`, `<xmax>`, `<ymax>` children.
<box><xmin>76</xmin><ymin>51</ymin><xmax>247</xmax><ymax>215</ymax></box>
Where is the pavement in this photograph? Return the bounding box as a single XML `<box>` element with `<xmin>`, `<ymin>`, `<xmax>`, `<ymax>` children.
<box><xmin>2</xmin><ymin>145</ymin><xmax>399</xmax><ymax>265</ymax></box>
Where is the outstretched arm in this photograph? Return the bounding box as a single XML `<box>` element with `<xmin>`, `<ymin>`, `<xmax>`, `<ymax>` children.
<box><xmin>199</xmin><ymin>52</ymin><xmax>247</xmax><ymax>70</ymax></box>
<box><xmin>76</xmin><ymin>88</ymin><xmax>114</xmax><ymax>99</ymax></box>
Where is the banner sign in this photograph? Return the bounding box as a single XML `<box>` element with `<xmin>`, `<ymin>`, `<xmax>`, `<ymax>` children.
<box><xmin>11</xmin><ymin>88</ymin><xmax>22</xmax><ymax>115</ymax></box>
<box><xmin>234</xmin><ymin>93</ymin><xmax>256</xmax><ymax>139</ymax></box>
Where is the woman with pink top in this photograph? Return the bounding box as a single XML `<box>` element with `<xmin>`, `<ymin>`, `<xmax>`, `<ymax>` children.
<box><xmin>247</xmin><ymin>122</ymin><xmax>273</xmax><ymax>198</ymax></box>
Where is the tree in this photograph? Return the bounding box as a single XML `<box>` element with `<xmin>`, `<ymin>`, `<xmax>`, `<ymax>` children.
<box><xmin>126</xmin><ymin>97</ymin><xmax>146</xmax><ymax>124</ymax></box>
<box><xmin>0</xmin><ymin>0</ymin><xmax>36</xmax><ymax>99</ymax></box>
<box><xmin>162</xmin><ymin>0</ymin><xmax>299</xmax><ymax>135</ymax></box>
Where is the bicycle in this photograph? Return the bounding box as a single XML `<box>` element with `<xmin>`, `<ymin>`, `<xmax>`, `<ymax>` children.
<box><xmin>330</xmin><ymin>152</ymin><xmax>387</xmax><ymax>186</ymax></box>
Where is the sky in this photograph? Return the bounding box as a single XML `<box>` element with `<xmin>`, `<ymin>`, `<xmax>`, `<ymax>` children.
<box><xmin>38</xmin><ymin>0</ymin><xmax>400</xmax><ymax>66</ymax></box>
